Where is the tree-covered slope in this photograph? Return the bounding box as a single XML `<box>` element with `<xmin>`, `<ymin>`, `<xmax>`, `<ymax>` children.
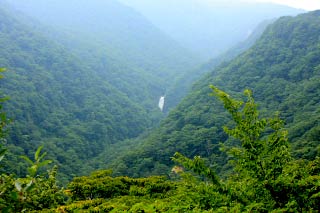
<box><xmin>6</xmin><ymin>0</ymin><xmax>200</xmax><ymax>85</ymax></box>
<box><xmin>104</xmin><ymin>10</ymin><xmax>320</xmax><ymax>177</ymax></box>
<box><xmin>0</xmin><ymin>3</ymin><xmax>161</xmax><ymax>182</ymax></box>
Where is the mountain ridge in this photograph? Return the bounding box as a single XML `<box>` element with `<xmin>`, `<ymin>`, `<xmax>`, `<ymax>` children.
<box><xmin>6</xmin><ymin>0</ymin><xmax>200</xmax><ymax>84</ymax></box>
<box><xmin>118</xmin><ymin>0</ymin><xmax>304</xmax><ymax>59</ymax></box>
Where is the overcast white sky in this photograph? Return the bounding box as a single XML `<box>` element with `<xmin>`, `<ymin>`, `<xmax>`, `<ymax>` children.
<box><xmin>241</xmin><ymin>0</ymin><xmax>320</xmax><ymax>11</ymax></box>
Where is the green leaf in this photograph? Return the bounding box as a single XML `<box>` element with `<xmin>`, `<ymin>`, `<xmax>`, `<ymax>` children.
<box><xmin>38</xmin><ymin>159</ymin><xmax>52</xmax><ymax>168</ymax></box>
<box><xmin>35</xmin><ymin>145</ymin><xmax>44</xmax><ymax>161</ymax></box>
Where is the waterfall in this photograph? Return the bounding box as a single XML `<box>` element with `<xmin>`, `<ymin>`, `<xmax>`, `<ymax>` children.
<box><xmin>158</xmin><ymin>96</ymin><xmax>165</xmax><ymax>112</ymax></box>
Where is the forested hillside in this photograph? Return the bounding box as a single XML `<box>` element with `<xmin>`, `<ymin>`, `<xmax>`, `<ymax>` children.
<box><xmin>6</xmin><ymin>0</ymin><xmax>200</xmax><ymax>86</ymax></box>
<box><xmin>103</xmin><ymin>10</ymin><xmax>320</xmax><ymax>178</ymax></box>
<box><xmin>0</xmin><ymin>2</ymin><xmax>157</xmax><ymax>181</ymax></box>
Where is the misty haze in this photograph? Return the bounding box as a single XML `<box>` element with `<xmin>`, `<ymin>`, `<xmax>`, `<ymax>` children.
<box><xmin>0</xmin><ymin>0</ymin><xmax>319</xmax><ymax>211</ymax></box>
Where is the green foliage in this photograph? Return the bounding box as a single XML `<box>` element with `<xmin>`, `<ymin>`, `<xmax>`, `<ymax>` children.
<box><xmin>211</xmin><ymin>86</ymin><xmax>291</xmax><ymax>182</ymax></box>
<box><xmin>172</xmin><ymin>87</ymin><xmax>320</xmax><ymax>212</ymax></box>
<box><xmin>53</xmin><ymin>170</ymin><xmax>177</xmax><ymax>212</ymax></box>
<box><xmin>173</xmin><ymin>153</ymin><xmax>221</xmax><ymax>188</ymax></box>
<box><xmin>20</xmin><ymin>145</ymin><xmax>52</xmax><ymax>178</ymax></box>
<box><xmin>67</xmin><ymin>170</ymin><xmax>175</xmax><ymax>201</ymax></box>
<box><xmin>0</xmin><ymin>71</ymin><xmax>65</xmax><ymax>212</ymax></box>
<box><xmin>0</xmin><ymin>167</ymin><xmax>65</xmax><ymax>212</ymax></box>
<box><xmin>0</xmin><ymin>148</ymin><xmax>64</xmax><ymax>212</ymax></box>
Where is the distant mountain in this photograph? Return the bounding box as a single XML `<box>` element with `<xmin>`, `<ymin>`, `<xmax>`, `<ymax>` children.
<box><xmin>164</xmin><ymin>19</ymin><xmax>273</xmax><ymax>112</ymax></box>
<box><xmin>103</xmin><ymin>10</ymin><xmax>320</xmax><ymax>177</ymax></box>
<box><xmin>6</xmin><ymin>0</ymin><xmax>200</xmax><ymax>85</ymax></box>
<box><xmin>118</xmin><ymin>0</ymin><xmax>304</xmax><ymax>60</ymax></box>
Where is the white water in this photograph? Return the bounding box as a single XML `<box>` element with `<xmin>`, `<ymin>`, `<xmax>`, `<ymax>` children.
<box><xmin>158</xmin><ymin>96</ymin><xmax>165</xmax><ymax>112</ymax></box>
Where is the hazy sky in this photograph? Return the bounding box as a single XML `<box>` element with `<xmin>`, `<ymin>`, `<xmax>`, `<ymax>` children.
<box><xmin>241</xmin><ymin>0</ymin><xmax>320</xmax><ymax>11</ymax></box>
<box><xmin>201</xmin><ymin>0</ymin><xmax>319</xmax><ymax>11</ymax></box>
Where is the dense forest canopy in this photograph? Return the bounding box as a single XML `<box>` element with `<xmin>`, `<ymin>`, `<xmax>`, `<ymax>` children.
<box><xmin>0</xmin><ymin>0</ymin><xmax>319</xmax><ymax>211</ymax></box>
